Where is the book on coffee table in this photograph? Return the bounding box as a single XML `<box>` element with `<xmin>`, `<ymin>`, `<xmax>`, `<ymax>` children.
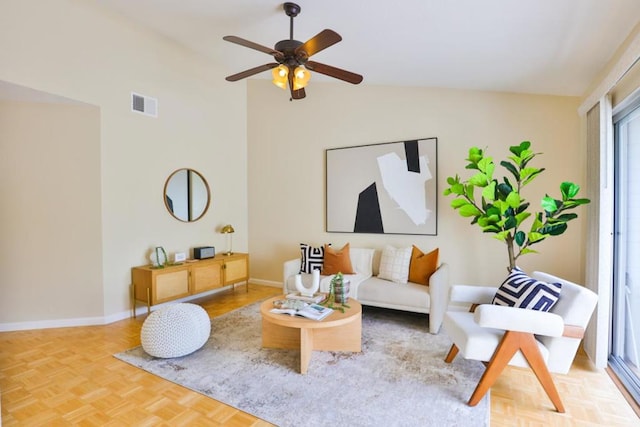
<box><xmin>285</xmin><ymin>292</ymin><xmax>327</xmax><ymax>303</ymax></box>
<box><xmin>270</xmin><ymin>303</ymin><xmax>334</xmax><ymax>321</ymax></box>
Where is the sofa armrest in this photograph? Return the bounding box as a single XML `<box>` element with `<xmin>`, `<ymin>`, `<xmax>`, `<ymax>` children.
<box><xmin>283</xmin><ymin>258</ymin><xmax>301</xmax><ymax>292</ymax></box>
<box><xmin>427</xmin><ymin>263</ymin><xmax>449</xmax><ymax>334</ymax></box>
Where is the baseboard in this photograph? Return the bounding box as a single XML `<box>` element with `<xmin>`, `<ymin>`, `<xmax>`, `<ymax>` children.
<box><xmin>250</xmin><ymin>278</ymin><xmax>282</xmax><ymax>288</ymax></box>
<box><xmin>0</xmin><ymin>281</ymin><xmax>283</xmax><ymax>332</ymax></box>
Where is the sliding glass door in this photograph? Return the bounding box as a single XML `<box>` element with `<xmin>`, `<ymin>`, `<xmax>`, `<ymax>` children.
<box><xmin>612</xmin><ymin>101</ymin><xmax>640</xmax><ymax>404</ymax></box>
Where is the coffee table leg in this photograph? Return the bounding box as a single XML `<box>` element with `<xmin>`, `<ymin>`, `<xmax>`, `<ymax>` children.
<box><xmin>300</xmin><ymin>327</ymin><xmax>313</xmax><ymax>374</ymax></box>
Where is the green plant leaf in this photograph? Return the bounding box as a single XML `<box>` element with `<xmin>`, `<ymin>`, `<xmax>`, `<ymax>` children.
<box><xmin>451</xmin><ymin>183</ymin><xmax>465</xmax><ymax>195</ymax></box>
<box><xmin>520</xmin><ymin>167</ymin><xmax>543</xmax><ymax>185</ymax></box>
<box><xmin>509</xmin><ymin>141</ymin><xmax>531</xmax><ymax>157</ymax></box>
<box><xmin>506</xmin><ymin>191</ymin><xmax>521</xmax><ymax>208</ymax></box>
<box><xmin>459</xmin><ymin>203</ymin><xmax>483</xmax><ymax>217</ymax></box>
<box><xmin>500</xmin><ymin>160</ymin><xmax>519</xmax><ymax>180</ymax></box>
<box><xmin>482</xmin><ymin>181</ymin><xmax>496</xmax><ymax>201</ymax></box>
<box><xmin>496</xmin><ymin>182</ymin><xmax>513</xmax><ymax>199</ymax></box>
<box><xmin>528</xmin><ymin>231</ymin><xmax>546</xmax><ymax>243</ymax></box>
<box><xmin>451</xmin><ymin>199</ymin><xmax>467</xmax><ymax>209</ymax></box>
<box><xmin>466</xmin><ymin>147</ymin><xmax>483</xmax><ymax>165</ymax></box>
<box><xmin>515</xmin><ymin>230</ymin><xmax>525</xmax><ymax>246</ymax></box>
<box><xmin>560</xmin><ymin>182</ymin><xmax>580</xmax><ymax>199</ymax></box>
<box><xmin>519</xmin><ymin>248</ymin><xmax>538</xmax><ymax>255</ymax></box>
<box><xmin>540</xmin><ymin>222</ymin><xmax>568</xmax><ymax>236</ymax></box>
<box><xmin>541</xmin><ymin>196</ymin><xmax>558</xmax><ymax>213</ymax></box>
<box><xmin>446</xmin><ymin>176</ymin><xmax>457</xmax><ymax>186</ymax></box>
<box><xmin>468</xmin><ymin>172</ymin><xmax>489</xmax><ymax>187</ymax></box>
<box><xmin>504</xmin><ymin>215</ymin><xmax>517</xmax><ymax>230</ymax></box>
<box><xmin>515</xmin><ymin>211</ymin><xmax>531</xmax><ymax>226</ymax></box>
<box><xmin>465</xmin><ymin>184</ymin><xmax>475</xmax><ymax>202</ymax></box>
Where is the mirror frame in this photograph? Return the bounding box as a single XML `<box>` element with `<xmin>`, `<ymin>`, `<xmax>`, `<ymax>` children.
<box><xmin>163</xmin><ymin>168</ymin><xmax>211</xmax><ymax>222</ymax></box>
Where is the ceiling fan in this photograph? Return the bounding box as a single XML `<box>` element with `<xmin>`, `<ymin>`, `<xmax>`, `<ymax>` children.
<box><xmin>223</xmin><ymin>2</ymin><xmax>363</xmax><ymax>100</ymax></box>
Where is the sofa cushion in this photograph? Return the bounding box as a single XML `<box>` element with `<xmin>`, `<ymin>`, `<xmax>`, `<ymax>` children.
<box><xmin>299</xmin><ymin>243</ymin><xmax>326</xmax><ymax>273</ymax></box>
<box><xmin>378</xmin><ymin>245</ymin><xmax>412</xmax><ymax>284</ymax></box>
<box><xmin>408</xmin><ymin>246</ymin><xmax>439</xmax><ymax>286</ymax></box>
<box><xmin>358</xmin><ymin>277</ymin><xmax>430</xmax><ymax>310</ymax></box>
<box><xmin>492</xmin><ymin>267</ymin><xmax>562</xmax><ymax>312</ymax></box>
<box><xmin>322</xmin><ymin>243</ymin><xmax>355</xmax><ymax>275</ymax></box>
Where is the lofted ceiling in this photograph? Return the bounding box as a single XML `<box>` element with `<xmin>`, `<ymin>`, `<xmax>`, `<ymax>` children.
<box><xmin>93</xmin><ymin>0</ymin><xmax>640</xmax><ymax>96</ymax></box>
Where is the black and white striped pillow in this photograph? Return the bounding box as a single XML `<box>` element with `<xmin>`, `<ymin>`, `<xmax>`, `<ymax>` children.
<box><xmin>299</xmin><ymin>243</ymin><xmax>325</xmax><ymax>274</ymax></box>
<box><xmin>492</xmin><ymin>268</ymin><xmax>562</xmax><ymax>312</ymax></box>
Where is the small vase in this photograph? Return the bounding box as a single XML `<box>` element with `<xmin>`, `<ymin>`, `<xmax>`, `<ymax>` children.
<box><xmin>334</xmin><ymin>279</ymin><xmax>350</xmax><ymax>304</ymax></box>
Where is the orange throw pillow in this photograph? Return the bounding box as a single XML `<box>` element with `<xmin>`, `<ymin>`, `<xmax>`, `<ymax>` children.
<box><xmin>408</xmin><ymin>246</ymin><xmax>439</xmax><ymax>286</ymax></box>
<box><xmin>322</xmin><ymin>243</ymin><xmax>355</xmax><ymax>275</ymax></box>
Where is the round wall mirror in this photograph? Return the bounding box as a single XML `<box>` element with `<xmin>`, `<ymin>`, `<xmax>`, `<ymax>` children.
<box><xmin>163</xmin><ymin>168</ymin><xmax>211</xmax><ymax>222</ymax></box>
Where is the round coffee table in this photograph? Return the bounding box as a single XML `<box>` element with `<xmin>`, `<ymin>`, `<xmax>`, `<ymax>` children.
<box><xmin>260</xmin><ymin>296</ymin><xmax>362</xmax><ymax>374</ymax></box>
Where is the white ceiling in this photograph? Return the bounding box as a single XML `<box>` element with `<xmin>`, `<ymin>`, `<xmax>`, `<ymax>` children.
<box><xmin>82</xmin><ymin>1</ymin><xmax>640</xmax><ymax>96</ymax></box>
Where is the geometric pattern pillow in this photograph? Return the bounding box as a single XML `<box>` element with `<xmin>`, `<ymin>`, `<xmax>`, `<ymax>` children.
<box><xmin>492</xmin><ymin>267</ymin><xmax>562</xmax><ymax>312</ymax></box>
<box><xmin>299</xmin><ymin>243</ymin><xmax>326</xmax><ymax>273</ymax></box>
<box><xmin>378</xmin><ymin>245</ymin><xmax>412</xmax><ymax>284</ymax></box>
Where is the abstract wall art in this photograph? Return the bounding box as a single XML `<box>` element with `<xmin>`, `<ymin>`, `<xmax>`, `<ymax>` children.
<box><xmin>326</xmin><ymin>138</ymin><xmax>437</xmax><ymax>235</ymax></box>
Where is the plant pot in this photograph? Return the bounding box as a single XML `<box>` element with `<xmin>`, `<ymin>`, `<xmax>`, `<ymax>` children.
<box><xmin>334</xmin><ymin>279</ymin><xmax>350</xmax><ymax>304</ymax></box>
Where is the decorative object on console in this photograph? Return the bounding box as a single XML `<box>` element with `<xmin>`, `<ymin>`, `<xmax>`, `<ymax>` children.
<box><xmin>492</xmin><ymin>267</ymin><xmax>562</xmax><ymax>312</ymax></box>
<box><xmin>322</xmin><ymin>243</ymin><xmax>354</xmax><ymax>275</ymax></box>
<box><xmin>294</xmin><ymin>269</ymin><xmax>320</xmax><ymax>297</ymax></box>
<box><xmin>443</xmin><ymin>141</ymin><xmax>590</xmax><ymax>272</ymax></box>
<box><xmin>194</xmin><ymin>246</ymin><xmax>215</xmax><ymax>259</ymax></box>
<box><xmin>326</xmin><ymin>138</ymin><xmax>438</xmax><ymax>235</ymax></box>
<box><xmin>378</xmin><ymin>245</ymin><xmax>412</xmax><ymax>284</ymax></box>
<box><xmin>408</xmin><ymin>246</ymin><xmax>439</xmax><ymax>286</ymax></box>
<box><xmin>221</xmin><ymin>224</ymin><xmax>235</xmax><ymax>255</ymax></box>
<box><xmin>150</xmin><ymin>246</ymin><xmax>168</xmax><ymax>268</ymax></box>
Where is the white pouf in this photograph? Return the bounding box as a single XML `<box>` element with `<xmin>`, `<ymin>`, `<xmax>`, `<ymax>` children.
<box><xmin>141</xmin><ymin>303</ymin><xmax>211</xmax><ymax>358</ymax></box>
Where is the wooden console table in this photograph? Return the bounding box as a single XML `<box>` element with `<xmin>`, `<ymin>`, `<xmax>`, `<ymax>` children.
<box><xmin>131</xmin><ymin>252</ymin><xmax>249</xmax><ymax>316</ymax></box>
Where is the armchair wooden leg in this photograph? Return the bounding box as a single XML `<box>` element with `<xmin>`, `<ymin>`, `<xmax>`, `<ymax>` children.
<box><xmin>445</xmin><ymin>344</ymin><xmax>459</xmax><ymax>363</ymax></box>
<box><xmin>467</xmin><ymin>330</ymin><xmax>565</xmax><ymax>413</ymax></box>
<box><xmin>518</xmin><ymin>332</ymin><xmax>565</xmax><ymax>413</ymax></box>
<box><xmin>468</xmin><ymin>330</ymin><xmax>521</xmax><ymax>406</ymax></box>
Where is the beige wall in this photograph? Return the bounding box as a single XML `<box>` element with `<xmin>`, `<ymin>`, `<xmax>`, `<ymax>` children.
<box><xmin>247</xmin><ymin>80</ymin><xmax>585</xmax><ymax>287</ymax></box>
<box><xmin>0</xmin><ymin>101</ymin><xmax>102</xmax><ymax>323</ymax></box>
<box><xmin>0</xmin><ymin>0</ymin><xmax>247</xmax><ymax>325</ymax></box>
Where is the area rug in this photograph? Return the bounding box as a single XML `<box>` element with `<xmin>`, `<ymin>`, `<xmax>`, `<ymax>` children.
<box><xmin>115</xmin><ymin>302</ymin><xmax>489</xmax><ymax>426</ymax></box>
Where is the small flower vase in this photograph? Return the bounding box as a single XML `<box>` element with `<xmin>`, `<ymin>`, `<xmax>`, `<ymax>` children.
<box><xmin>335</xmin><ymin>278</ymin><xmax>350</xmax><ymax>304</ymax></box>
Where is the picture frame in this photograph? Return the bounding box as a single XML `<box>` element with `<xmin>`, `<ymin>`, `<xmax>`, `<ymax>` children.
<box><xmin>326</xmin><ymin>137</ymin><xmax>437</xmax><ymax>235</ymax></box>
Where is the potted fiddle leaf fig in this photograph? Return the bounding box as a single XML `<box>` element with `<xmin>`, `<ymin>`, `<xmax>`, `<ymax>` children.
<box><xmin>443</xmin><ymin>141</ymin><xmax>590</xmax><ymax>272</ymax></box>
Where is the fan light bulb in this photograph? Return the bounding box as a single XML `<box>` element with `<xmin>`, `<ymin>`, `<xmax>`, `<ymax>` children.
<box><xmin>293</xmin><ymin>66</ymin><xmax>311</xmax><ymax>90</ymax></box>
<box><xmin>271</xmin><ymin>65</ymin><xmax>289</xmax><ymax>90</ymax></box>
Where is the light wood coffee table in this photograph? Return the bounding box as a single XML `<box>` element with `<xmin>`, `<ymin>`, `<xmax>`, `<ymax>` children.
<box><xmin>260</xmin><ymin>296</ymin><xmax>362</xmax><ymax>374</ymax></box>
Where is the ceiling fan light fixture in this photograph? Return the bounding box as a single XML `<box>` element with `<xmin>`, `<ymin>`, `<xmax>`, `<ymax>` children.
<box><xmin>272</xmin><ymin>65</ymin><xmax>289</xmax><ymax>89</ymax></box>
<box><xmin>292</xmin><ymin>66</ymin><xmax>311</xmax><ymax>90</ymax></box>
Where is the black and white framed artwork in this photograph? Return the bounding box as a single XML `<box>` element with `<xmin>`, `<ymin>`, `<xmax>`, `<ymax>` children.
<box><xmin>326</xmin><ymin>138</ymin><xmax>437</xmax><ymax>235</ymax></box>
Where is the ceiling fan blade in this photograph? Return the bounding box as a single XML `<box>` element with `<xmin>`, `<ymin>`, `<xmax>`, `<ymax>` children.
<box><xmin>223</xmin><ymin>35</ymin><xmax>284</xmax><ymax>60</ymax></box>
<box><xmin>295</xmin><ymin>29</ymin><xmax>342</xmax><ymax>58</ymax></box>
<box><xmin>306</xmin><ymin>61</ymin><xmax>363</xmax><ymax>84</ymax></box>
<box><xmin>225</xmin><ymin>63</ymin><xmax>279</xmax><ymax>82</ymax></box>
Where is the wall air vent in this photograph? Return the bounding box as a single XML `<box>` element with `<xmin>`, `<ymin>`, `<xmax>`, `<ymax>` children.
<box><xmin>131</xmin><ymin>92</ymin><xmax>158</xmax><ymax>117</ymax></box>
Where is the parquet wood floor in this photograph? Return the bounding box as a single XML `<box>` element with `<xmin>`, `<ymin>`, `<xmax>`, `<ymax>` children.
<box><xmin>1</xmin><ymin>284</ymin><xmax>638</xmax><ymax>426</ymax></box>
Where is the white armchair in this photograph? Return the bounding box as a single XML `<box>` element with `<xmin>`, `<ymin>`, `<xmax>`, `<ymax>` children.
<box><xmin>443</xmin><ymin>271</ymin><xmax>598</xmax><ymax>413</ymax></box>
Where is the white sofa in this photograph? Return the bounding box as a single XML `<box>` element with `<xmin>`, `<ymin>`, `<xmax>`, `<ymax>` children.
<box><xmin>283</xmin><ymin>247</ymin><xmax>450</xmax><ymax>334</ymax></box>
